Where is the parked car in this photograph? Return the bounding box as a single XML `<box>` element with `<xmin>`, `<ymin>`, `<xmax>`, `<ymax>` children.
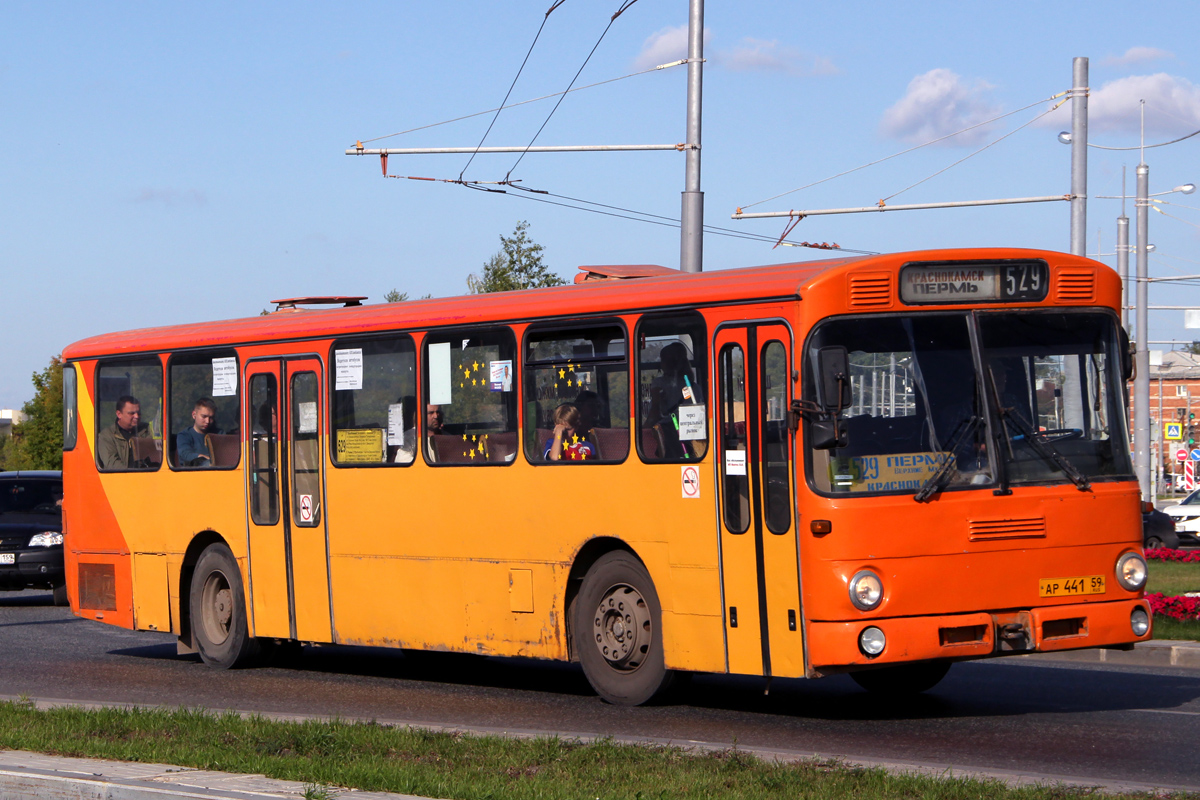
<box><xmin>1144</xmin><ymin>505</ymin><xmax>1180</xmax><ymax>549</ymax></box>
<box><xmin>1160</xmin><ymin>490</ymin><xmax>1200</xmax><ymax>548</ymax></box>
<box><xmin>0</xmin><ymin>471</ymin><xmax>66</xmax><ymax>605</ymax></box>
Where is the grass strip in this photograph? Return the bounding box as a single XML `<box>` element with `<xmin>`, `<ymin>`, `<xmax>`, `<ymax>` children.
<box><xmin>1148</xmin><ymin>560</ymin><xmax>1200</xmax><ymax>597</ymax></box>
<box><xmin>1151</xmin><ymin>615</ymin><xmax>1200</xmax><ymax>642</ymax></box>
<box><xmin>0</xmin><ymin>701</ymin><xmax>1183</xmax><ymax>800</ymax></box>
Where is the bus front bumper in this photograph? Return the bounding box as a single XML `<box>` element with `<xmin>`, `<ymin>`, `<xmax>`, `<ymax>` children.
<box><xmin>806</xmin><ymin>598</ymin><xmax>1152</xmax><ymax>671</ymax></box>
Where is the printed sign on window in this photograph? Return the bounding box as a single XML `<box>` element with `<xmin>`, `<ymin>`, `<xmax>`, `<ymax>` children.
<box><xmin>212</xmin><ymin>357</ymin><xmax>237</xmax><ymax>397</ymax></box>
<box><xmin>334</xmin><ymin>349</ymin><xmax>363</xmax><ymax>391</ymax></box>
<box><xmin>678</xmin><ymin>404</ymin><xmax>706</xmax><ymax>441</ymax></box>
<box><xmin>336</xmin><ymin>428</ymin><xmax>384</xmax><ymax>463</ymax></box>
<box><xmin>429</xmin><ymin>342</ymin><xmax>452</xmax><ymax>405</ymax></box>
<box><xmin>725</xmin><ymin>449</ymin><xmax>747</xmax><ymax>476</ymax></box>
<box><xmin>297</xmin><ymin>402</ymin><xmax>318</xmax><ymax>434</ymax></box>
<box><xmin>387</xmin><ymin>403</ymin><xmax>405</xmax><ymax>446</ymax></box>
<box><xmin>489</xmin><ymin>360</ymin><xmax>513</xmax><ymax>392</ymax></box>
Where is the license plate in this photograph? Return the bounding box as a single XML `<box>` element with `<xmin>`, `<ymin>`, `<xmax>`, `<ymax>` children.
<box><xmin>0</xmin><ymin>554</ymin><xmax>13</xmax><ymax>565</ymax></box>
<box><xmin>1039</xmin><ymin>575</ymin><xmax>1105</xmax><ymax>597</ymax></box>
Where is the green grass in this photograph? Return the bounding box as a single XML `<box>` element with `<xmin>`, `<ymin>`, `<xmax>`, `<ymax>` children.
<box><xmin>1151</xmin><ymin>615</ymin><xmax>1200</xmax><ymax>642</ymax></box>
<box><xmin>1147</xmin><ymin>560</ymin><xmax>1200</xmax><ymax>597</ymax></box>
<box><xmin>0</xmin><ymin>702</ymin><xmax>1178</xmax><ymax>800</ymax></box>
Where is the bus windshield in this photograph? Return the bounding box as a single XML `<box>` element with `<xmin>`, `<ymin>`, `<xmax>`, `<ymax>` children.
<box><xmin>807</xmin><ymin>311</ymin><xmax>1131</xmax><ymax>496</ymax></box>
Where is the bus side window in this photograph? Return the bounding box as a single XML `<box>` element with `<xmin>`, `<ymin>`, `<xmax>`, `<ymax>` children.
<box><xmin>636</xmin><ymin>312</ymin><xmax>708</xmax><ymax>463</ymax></box>
<box><xmin>330</xmin><ymin>335</ymin><xmax>416</xmax><ymax>467</ymax></box>
<box><xmin>95</xmin><ymin>358</ymin><xmax>164</xmax><ymax>472</ymax></box>
<box><xmin>422</xmin><ymin>327</ymin><xmax>518</xmax><ymax>465</ymax></box>
<box><xmin>523</xmin><ymin>321</ymin><xmax>628</xmax><ymax>464</ymax></box>
<box><xmin>167</xmin><ymin>350</ymin><xmax>240</xmax><ymax>470</ymax></box>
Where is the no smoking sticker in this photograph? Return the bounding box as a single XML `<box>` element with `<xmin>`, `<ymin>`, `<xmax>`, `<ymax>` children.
<box><xmin>681</xmin><ymin>465</ymin><xmax>700</xmax><ymax>499</ymax></box>
<box><xmin>299</xmin><ymin>494</ymin><xmax>314</xmax><ymax>523</ymax></box>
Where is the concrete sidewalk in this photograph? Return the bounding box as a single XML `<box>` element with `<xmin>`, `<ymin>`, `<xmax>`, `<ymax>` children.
<box><xmin>2</xmin><ymin>640</ymin><xmax>1199</xmax><ymax>800</ymax></box>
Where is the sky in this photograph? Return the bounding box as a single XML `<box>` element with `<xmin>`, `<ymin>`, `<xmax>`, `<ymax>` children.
<box><xmin>2</xmin><ymin>1</ymin><xmax>1200</xmax><ymax>409</ymax></box>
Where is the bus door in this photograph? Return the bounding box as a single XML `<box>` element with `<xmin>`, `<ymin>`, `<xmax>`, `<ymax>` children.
<box><xmin>714</xmin><ymin>324</ymin><xmax>803</xmax><ymax>677</ymax></box>
<box><xmin>244</xmin><ymin>358</ymin><xmax>333</xmax><ymax>644</ymax></box>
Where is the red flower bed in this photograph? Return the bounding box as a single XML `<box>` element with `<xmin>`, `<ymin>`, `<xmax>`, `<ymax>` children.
<box><xmin>1146</xmin><ymin>548</ymin><xmax>1200</xmax><ymax>562</ymax></box>
<box><xmin>1147</xmin><ymin>592</ymin><xmax>1200</xmax><ymax>621</ymax></box>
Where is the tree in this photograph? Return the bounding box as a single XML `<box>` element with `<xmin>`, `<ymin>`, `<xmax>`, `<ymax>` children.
<box><xmin>5</xmin><ymin>356</ymin><xmax>64</xmax><ymax>471</ymax></box>
<box><xmin>1186</xmin><ymin>341</ymin><xmax>1200</xmax><ymax>356</ymax></box>
<box><xmin>383</xmin><ymin>290</ymin><xmax>432</xmax><ymax>303</ymax></box>
<box><xmin>467</xmin><ymin>221</ymin><xmax>565</xmax><ymax>293</ymax></box>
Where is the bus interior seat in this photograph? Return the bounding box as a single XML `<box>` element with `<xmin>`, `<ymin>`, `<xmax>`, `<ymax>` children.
<box><xmin>589</xmin><ymin>426</ymin><xmax>630</xmax><ymax>460</ymax></box>
<box><xmin>205</xmin><ymin>433</ymin><xmax>241</xmax><ymax>467</ymax></box>
<box><xmin>640</xmin><ymin>426</ymin><xmax>663</xmax><ymax>459</ymax></box>
<box><xmin>487</xmin><ymin>431</ymin><xmax>518</xmax><ymax>462</ymax></box>
<box><xmin>130</xmin><ymin>436</ymin><xmax>163</xmax><ymax>466</ymax></box>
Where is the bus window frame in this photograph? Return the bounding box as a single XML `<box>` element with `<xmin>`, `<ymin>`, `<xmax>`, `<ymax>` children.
<box><xmin>166</xmin><ymin>348</ymin><xmax>242</xmax><ymax>472</ymax></box>
<box><xmin>634</xmin><ymin>310</ymin><xmax>710</xmax><ymax>464</ymax></box>
<box><xmin>327</xmin><ymin>332</ymin><xmax>419</xmax><ymax>470</ymax></box>
<box><xmin>63</xmin><ymin>362</ymin><xmax>78</xmax><ymax>452</ymax></box>
<box><xmin>93</xmin><ymin>355</ymin><xmax>165</xmax><ymax>474</ymax></box>
<box><xmin>522</xmin><ymin>316</ymin><xmax>631</xmax><ymax>466</ymax></box>
<box><xmin>421</xmin><ymin>324</ymin><xmax>520</xmax><ymax>468</ymax></box>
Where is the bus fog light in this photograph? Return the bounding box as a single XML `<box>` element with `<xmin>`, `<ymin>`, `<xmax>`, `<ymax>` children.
<box><xmin>1131</xmin><ymin>607</ymin><xmax>1150</xmax><ymax>637</ymax></box>
<box><xmin>859</xmin><ymin>626</ymin><xmax>886</xmax><ymax>657</ymax></box>
<box><xmin>1115</xmin><ymin>553</ymin><xmax>1148</xmax><ymax>591</ymax></box>
<box><xmin>848</xmin><ymin>570</ymin><xmax>883</xmax><ymax>610</ymax></box>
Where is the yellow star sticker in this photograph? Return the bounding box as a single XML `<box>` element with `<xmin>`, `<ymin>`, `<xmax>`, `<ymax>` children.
<box><xmin>558</xmin><ymin>368</ymin><xmax>566</xmax><ymax>379</ymax></box>
<box><xmin>462</xmin><ymin>433</ymin><xmax>468</xmax><ymax>440</ymax></box>
<box><xmin>571</xmin><ymin>433</ymin><xmax>579</xmax><ymax>445</ymax></box>
<box><xmin>567</xmin><ymin>379</ymin><xmax>573</xmax><ymax>387</ymax></box>
<box><xmin>468</xmin><ymin>449</ymin><xmax>476</xmax><ymax>459</ymax></box>
<box><xmin>472</xmin><ymin>361</ymin><xmax>479</xmax><ymax>372</ymax></box>
<box><xmin>471</xmin><ymin>434</ymin><xmax>477</xmax><ymax>442</ymax></box>
<box><xmin>472</xmin><ymin>378</ymin><xmax>477</xmax><ymax>386</ymax></box>
<box><xmin>478</xmin><ymin>442</ymin><xmax>485</xmax><ymax>454</ymax></box>
<box><xmin>464</xmin><ymin>369</ymin><xmax>470</xmax><ymax>380</ymax></box>
<box><xmin>567</xmin><ymin>363</ymin><xmax>574</xmax><ymax>371</ymax></box>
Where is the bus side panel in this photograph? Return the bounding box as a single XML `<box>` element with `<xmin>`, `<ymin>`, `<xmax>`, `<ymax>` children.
<box><xmin>323</xmin><ymin>455</ymin><xmax>726</xmax><ymax>671</ymax></box>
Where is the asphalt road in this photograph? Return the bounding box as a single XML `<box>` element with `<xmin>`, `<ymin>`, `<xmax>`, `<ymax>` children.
<box><xmin>1</xmin><ymin>589</ymin><xmax>1196</xmax><ymax>791</ymax></box>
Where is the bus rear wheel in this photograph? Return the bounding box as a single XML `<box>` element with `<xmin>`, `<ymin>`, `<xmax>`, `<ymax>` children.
<box><xmin>849</xmin><ymin>661</ymin><xmax>951</xmax><ymax>695</ymax></box>
<box><xmin>575</xmin><ymin>551</ymin><xmax>673</xmax><ymax>706</ymax></box>
<box><xmin>190</xmin><ymin>543</ymin><xmax>261</xmax><ymax>669</ymax></box>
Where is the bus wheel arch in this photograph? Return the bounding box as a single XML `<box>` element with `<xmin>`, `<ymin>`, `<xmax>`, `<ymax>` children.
<box><xmin>184</xmin><ymin>536</ymin><xmax>262</xmax><ymax>669</ymax></box>
<box><xmin>570</xmin><ymin>546</ymin><xmax>675</xmax><ymax>706</ymax></box>
<box><xmin>177</xmin><ymin>530</ymin><xmax>229</xmax><ymax>651</ymax></box>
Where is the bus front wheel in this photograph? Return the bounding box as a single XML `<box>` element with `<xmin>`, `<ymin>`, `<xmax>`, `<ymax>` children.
<box><xmin>575</xmin><ymin>551</ymin><xmax>674</xmax><ymax>706</ymax></box>
<box><xmin>849</xmin><ymin>661</ymin><xmax>951</xmax><ymax>695</ymax></box>
<box><xmin>189</xmin><ymin>543</ymin><xmax>261</xmax><ymax>669</ymax></box>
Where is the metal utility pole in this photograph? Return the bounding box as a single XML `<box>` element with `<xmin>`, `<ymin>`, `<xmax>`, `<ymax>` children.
<box><xmin>679</xmin><ymin>0</ymin><xmax>704</xmax><ymax>273</ymax></box>
<box><xmin>1117</xmin><ymin>170</ymin><xmax>1130</xmax><ymax>331</ymax></box>
<box><xmin>1135</xmin><ymin>157</ymin><xmax>1151</xmax><ymax>497</ymax></box>
<box><xmin>1069</xmin><ymin>57</ymin><xmax>1088</xmax><ymax>255</ymax></box>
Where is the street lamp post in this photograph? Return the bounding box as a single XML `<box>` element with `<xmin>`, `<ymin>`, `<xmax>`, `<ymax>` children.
<box><xmin>1136</xmin><ymin>163</ymin><xmax>1151</xmax><ymax>497</ymax></box>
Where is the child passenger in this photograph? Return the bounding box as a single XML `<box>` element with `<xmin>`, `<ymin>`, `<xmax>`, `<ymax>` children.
<box><xmin>544</xmin><ymin>403</ymin><xmax>597</xmax><ymax>461</ymax></box>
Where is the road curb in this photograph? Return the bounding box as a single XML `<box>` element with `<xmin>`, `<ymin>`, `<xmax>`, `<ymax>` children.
<box><xmin>0</xmin><ymin>750</ymin><xmax>428</xmax><ymax>800</ymax></box>
<box><xmin>1018</xmin><ymin>638</ymin><xmax>1200</xmax><ymax>668</ymax></box>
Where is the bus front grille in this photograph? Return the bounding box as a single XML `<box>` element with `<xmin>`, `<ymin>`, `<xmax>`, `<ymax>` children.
<box><xmin>968</xmin><ymin>516</ymin><xmax>1047</xmax><ymax>541</ymax></box>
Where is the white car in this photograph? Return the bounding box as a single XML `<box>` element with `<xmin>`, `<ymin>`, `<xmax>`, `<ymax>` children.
<box><xmin>1161</xmin><ymin>490</ymin><xmax>1200</xmax><ymax>545</ymax></box>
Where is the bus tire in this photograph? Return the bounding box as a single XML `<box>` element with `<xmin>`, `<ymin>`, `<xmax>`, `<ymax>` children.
<box><xmin>849</xmin><ymin>661</ymin><xmax>951</xmax><ymax>695</ymax></box>
<box><xmin>51</xmin><ymin>583</ymin><xmax>69</xmax><ymax>607</ymax></box>
<box><xmin>575</xmin><ymin>551</ymin><xmax>673</xmax><ymax>706</ymax></box>
<box><xmin>189</xmin><ymin>543</ymin><xmax>261</xmax><ymax>669</ymax></box>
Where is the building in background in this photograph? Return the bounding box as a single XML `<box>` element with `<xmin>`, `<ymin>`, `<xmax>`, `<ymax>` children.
<box><xmin>0</xmin><ymin>410</ymin><xmax>25</xmax><ymax>440</ymax></box>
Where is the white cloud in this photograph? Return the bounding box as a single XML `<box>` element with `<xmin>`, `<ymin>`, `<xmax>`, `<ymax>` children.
<box><xmin>1103</xmin><ymin>47</ymin><xmax>1174</xmax><ymax>67</ymax></box>
<box><xmin>715</xmin><ymin>38</ymin><xmax>838</xmax><ymax>77</ymax></box>
<box><xmin>879</xmin><ymin>69</ymin><xmax>1002</xmax><ymax>146</ymax></box>
<box><xmin>131</xmin><ymin>188</ymin><xmax>207</xmax><ymax>207</ymax></box>
<box><xmin>1040</xmin><ymin>73</ymin><xmax>1200</xmax><ymax>135</ymax></box>
<box><xmin>632</xmin><ymin>25</ymin><xmax>692</xmax><ymax>71</ymax></box>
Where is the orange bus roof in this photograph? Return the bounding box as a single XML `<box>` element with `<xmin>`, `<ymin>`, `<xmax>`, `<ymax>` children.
<box><xmin>62</xmin><ymin>248</ymin><xmax>1110</xmax><ymax>360</ymax></box>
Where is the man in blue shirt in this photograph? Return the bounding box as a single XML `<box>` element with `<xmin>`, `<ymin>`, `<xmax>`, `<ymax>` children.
<box><xmin>177</xmin><ymin>397</ymin><xmax>220</xmax><ymax>467</ymax></box>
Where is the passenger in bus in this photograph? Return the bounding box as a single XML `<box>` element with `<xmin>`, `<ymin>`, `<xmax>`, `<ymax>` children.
<box><xmin>97</xmin><ymin>395</ymin><xmax>152</xmax><ymax>470</ymax></box>
<box><xmin>574</xmin><ymin>389</ymin><xmax>601</xmax><ymax>432</ymax></box>
<box><xmin>424</xmin><ymin>403</ymin><xmax>446</xmax><ymax>462</ymax></box>
<box><xmin>177</xmin><ymin>397</ymin><xmax>221</xmax><ymax>467</ymax></box>
<box><xmin>648</xmin><ymin>342</ymin><xmax>701</xmax><ymax>458</ymax></box>
<box><xmin>252</xmin><ymin>402</ymin><xmax>277</xmax><ymax>436</ymax></box>
<box><xmin>545</xmin><ymin>403</ymin><xmax>596</xmax><ymax>461</ymax></box>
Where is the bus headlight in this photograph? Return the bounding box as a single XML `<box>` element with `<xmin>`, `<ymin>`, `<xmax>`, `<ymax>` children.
<box><xmin>848</xmin><ymin>570</ymin><xmax>883</xmax><ymax>611</ymax></box>
<box><xmin>1115</xmin><ymin>553</ymin><xmax>1148</xmax><ymax>591</ymax></box>
<box><xmin>859</xmin><ymin>626</ymin><xmax>886</xmax><ymax>657</ymax></box>
<box><xmin>1131</xmin><ymin>607</ymin><xmax>1151</xmax><ymax>637</ymax></box>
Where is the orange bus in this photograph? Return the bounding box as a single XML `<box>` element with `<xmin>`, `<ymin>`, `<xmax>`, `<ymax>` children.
<box><xmin>61</xmin><ymin>247</ymin><xmax>1151</xmax><ymax>704</ymax></box>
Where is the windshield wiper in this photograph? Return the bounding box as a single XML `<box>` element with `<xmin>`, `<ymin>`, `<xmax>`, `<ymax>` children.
<box><xmin>998</xmin><ymin>407</ymin><xmax>1091</xmax><ymax>492</ymax></box>
<box><xmin>914</xmin><ymin>415</ymin><xmax>981</xmax><ymax>502</ymax></box>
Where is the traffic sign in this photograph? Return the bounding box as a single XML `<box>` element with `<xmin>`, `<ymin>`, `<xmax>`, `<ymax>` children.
<box><xmin>1191</xmin><ymin>449</ymin><xmax>1200</xmax><ymax>462</ymax></box>
<box><xmin>1166</xmin><ymin>422</ymin><xmax>1184</xmax><ymax>441</ymax></box>
<box><xmin>1178</xmin><ymin>448</ymin><xmax>1190</xmax><ymax>462</ymax></box>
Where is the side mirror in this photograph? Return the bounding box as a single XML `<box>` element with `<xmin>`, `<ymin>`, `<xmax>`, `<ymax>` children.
<box><xmin>809</xmin><ymin>418</ymin><xmax>848</xmax><ymax>450</ymax></box>
<box><xmin>1118</xmin><ymin>326</ymin><xmax>1133</xmax><ymax>382</ymax></box>
<box><xmin>817</xmin><ymin>346</ymin><xmax>852</xmax><ymax>413</ymax></box>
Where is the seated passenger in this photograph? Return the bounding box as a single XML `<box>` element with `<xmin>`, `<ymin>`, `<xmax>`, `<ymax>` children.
<box><xmin>177</xmin><ymin>397</ymin><xmax>221</xmax><ymax>467</ymax></box>
<box><xmin>97</xmin><ymin>395</ymin><xmax>153</xmax><ymax>470</ymax></box>
<box><xmin>545</xmin><ymin>403</ymin><xmax>596</xmax><ymax>461</ymax></box>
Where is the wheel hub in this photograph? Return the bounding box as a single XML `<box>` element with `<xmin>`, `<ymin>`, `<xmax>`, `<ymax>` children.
<box><xmin>592</xmin><ymin>583</ymin><xmax>651</xmax><ymax>672</ymax></box>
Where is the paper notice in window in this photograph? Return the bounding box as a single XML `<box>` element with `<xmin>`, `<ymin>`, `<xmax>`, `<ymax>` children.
<box><xmin>387</xmin><ymin>403</ymin><xmax>404</xmax><ymax>446</ymax></box>
<box><xmin>211</xmin><ymin>357</ymin><xmax>237</xmax><ymax>397</ymax></box>
<box><xmin>429</xmin><ymin>342</ymin><xmax>452</xmax><ymax>405</ymax></box>
<box><xmin>678</xmin><ymin>404</ymin><xmax>706</xmax><ymax>441</ymax></box>
<box><xmin>725</xmin><ymin>449</ymin><xmax>747</xmax><ymax>476</ymax></box>
<box><xmin>298</xmin><ymin>401</ymin><xmax>318</xmax><ymax>434</ymax></box>
<box><xmin>334</xmin><ymin>349</ymin><xmax>363</xmax><ymax>391</ymax></box>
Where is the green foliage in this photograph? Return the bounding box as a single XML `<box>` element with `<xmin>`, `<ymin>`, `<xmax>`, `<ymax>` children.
<box><xmin>467</xmin><ymin>220</ymin><xmax>565</xmax><ymax>294</ymax></box>
<box><xmin>1187</xmin><ymin>341</ymin><xmax>1200</xmax><ymax>356</ymax></box>
<box><xmin>5</xmin><ymin>356</ymin><xmax>64</xmax><ymax>471</ymax></box>
<box><xmin>383</xmin><ymin>290</ymin><xmax>432</xmax><ymax>303</ymax></box>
